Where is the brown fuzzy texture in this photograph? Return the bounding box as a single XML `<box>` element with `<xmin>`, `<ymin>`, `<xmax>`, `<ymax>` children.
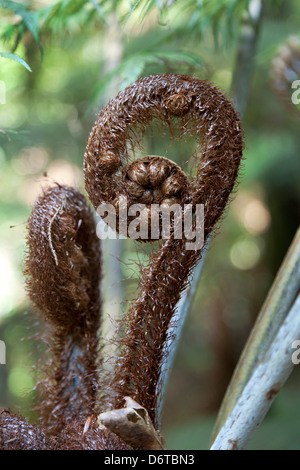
<box><xmin>117</xmin><ymin>155</ymin><xmax>189</xmax><ymax>239</ymax></box>
<box><xmin>1</xmin><ymin>74</ymin><xmax>244</xmax><ymax>449</ymax></box>
<box><xmin>125</xmin><ymin>155</ymin><xmax>188</xmax><ymax>204</ymax></box>
<box><xmin>84</xmin><ymin>74</ymin><xmax>244</xmax><ymax>426</ymax></box>
<box><xmin>0</xmin><ymin>184</ymin><xmax>130</xmax><ymax>450</ymax></box>
<box><xmin>25</xmin><ymin>184</ymin><xmax>101</xmax><ymax>335</ymax></box>
<box><xmin>0</xmin><ymin>410</ymin><xmax>55</xmax><ymax>450</ymax></box>
<box><xmin>0</xmin><ymin>410</ymin><xmax>131</xmax><ymax>450</ymax></box>
<box><xmin>24</xmin><ymin>184</ymin><xmax>103</xmax><ymax>433</ymax></box>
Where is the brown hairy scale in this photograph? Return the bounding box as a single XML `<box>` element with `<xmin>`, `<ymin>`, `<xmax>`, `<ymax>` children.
<box><xmin>1</xmin><ymin>74</ymin><xmax>243</xmax><ymax>449</ymax></box>
<box><xmin>0</xmin><ymin>410</ymin><xmax>130</xmax><ymax>450</ymax></box>
<box><xmin>0</xmin><ymin>185</ymin><xmax>130</xmax><ymax>449</ymax></box>
<box><xmin>117</xmin><ymin>155</ymin><xmax>189</xmax><ymax>240</ymax></box>
<box><xmin>84</xmin><ymin>74</ymin><xmax>244</xmax><ymax>427</ymax></box>
<box><xmin>25</xmin><ymin>184</ymin><xmax>101</xmax><ymax>334</ymax></box>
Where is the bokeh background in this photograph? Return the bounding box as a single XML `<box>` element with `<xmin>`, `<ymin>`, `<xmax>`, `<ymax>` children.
<box><xmin>0</xmin><ymin>0</ymin><xmax>299</xmax><ymax>449</ymax></box>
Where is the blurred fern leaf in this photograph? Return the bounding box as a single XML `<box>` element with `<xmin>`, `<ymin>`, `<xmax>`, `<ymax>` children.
<box><xmin>92</xmin><ymin>50</ymin><xmax>203</xmax><ymax>103</ymax></box>
<box><xmin>0</xmin><ymin>51</ymin><xmax>32</xmax><ymax>71</ymax></box>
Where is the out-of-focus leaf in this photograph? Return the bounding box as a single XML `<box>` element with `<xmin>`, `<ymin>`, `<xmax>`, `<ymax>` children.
<box><xmin>1</xmin><ymin>0</ymin><xmax>42</xmax><ymax>53</ymax></box>
<box><xmin>0</xmin><ymin>24</ymin><xmax>15</xmax><ymax>43</ymax></box>
<box><xmin>0</xmin><ymin>129</ymin><xmax>11</xmax><ymax>141</ymax></box>
<box><xmin>89</xmin><ymin>0</ymin><xmax>103</xmax><ymax>16</ymax></box>
<box><xmin>92</xmin><ymin>50</ymin><xmax>203</xmax><ymax>105</ymax></box>
<box><xmin>120</xmin><ymin>56</ymin><xmax>146</xmax><ymax>88</ymax></box>
<box><xmin>0</xmin><ymin>52</ymin><xmax>32</xmax><ymax>71</ymax></box>
<box><xmin>124</xmin><ymin>0</ymin><xmax>151</xmax><ymax>26</ymax></box>
<box><xmin>38</xmin><ymin>0</ymin><xmax>107</xmax><ymax>30</ymax></box>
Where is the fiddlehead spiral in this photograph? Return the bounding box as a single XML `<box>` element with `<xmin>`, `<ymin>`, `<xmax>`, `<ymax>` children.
<box><xmin>84</xmin><ymin>74</ymin><xmax>244</xmax><ymax>426</ymax></box>
<box><xmin>24</xmin><ymin>184</ymin><xmax>103</xmax><ymax>433</ymax></box>
<box><xmin>1</xmin><ymin>73</ymin><xmax>243</xmax><ymax>450</ymax></box>
<box><xmin>17</xmin><ymin>183</ymin><xmax>131</xmax><ymax>449</ymax></box>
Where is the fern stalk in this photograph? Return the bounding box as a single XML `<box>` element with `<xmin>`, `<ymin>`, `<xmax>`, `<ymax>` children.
<box><xmin>211</xmin><ymin>290</ymin><xmax>300</xmax><ymax>450</ymax></box>
<box><xmin>211</xmin><ymin>226</ymin><xmax>300</xmax><ymax>445</ymax></box>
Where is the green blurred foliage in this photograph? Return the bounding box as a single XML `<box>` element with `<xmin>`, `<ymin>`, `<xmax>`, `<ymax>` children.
<box><xmin>0</xmin><ymin>0</ymin><xmax>299</xmax><ymax>449</ymax></box>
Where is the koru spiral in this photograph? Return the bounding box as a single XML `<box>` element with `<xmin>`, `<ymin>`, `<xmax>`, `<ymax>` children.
<box><xmin>84</xmin><ymin>74</ymin><xmax>243</xmax><ymax>242</ymax></box>
<box><xmin>0</xmin><ymin>74</ymin><xmax>244</xmax><ymax>450</ymax></box>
